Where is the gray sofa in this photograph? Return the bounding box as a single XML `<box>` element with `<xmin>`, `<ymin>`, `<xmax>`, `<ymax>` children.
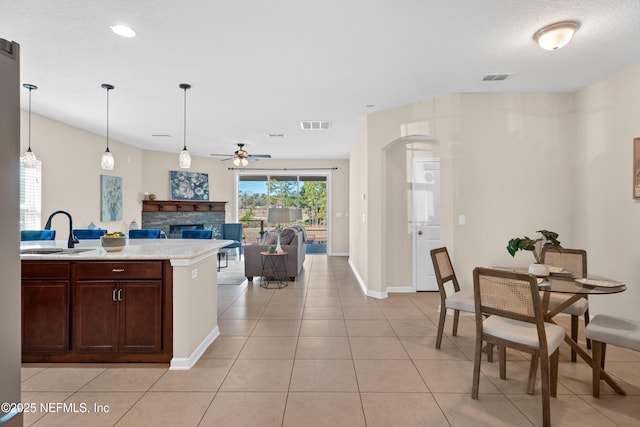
<box><xmin>244</xmin><ymin>224</ymin><xmax>306</xmax><ymax>281</ymax></box>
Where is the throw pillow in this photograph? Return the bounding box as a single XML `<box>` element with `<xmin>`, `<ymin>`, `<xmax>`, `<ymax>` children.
<box><xmin>278</xmin><ymin>228</ymin><xmax>296</xmax><ymax>245</ymax></box>
<box><xmin>262</xmin><ymin>230</ymin><xmax>278</xmax><ymax>245</ymax></box>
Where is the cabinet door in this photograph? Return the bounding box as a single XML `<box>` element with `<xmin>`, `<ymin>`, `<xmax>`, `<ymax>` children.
<box><xmin>73</xmin><ymin>281</ymin><xmax>118</xmax><ymax>353</ymax></box>
<box><xmin>22</xmin><ymin>280</ymin><xmax>69</xmax><ymax>353</ymax></box>
<box><xmin>118</xmin><ymin>280</ymin><xmax>163</xmax><ymax>353</ymax></box>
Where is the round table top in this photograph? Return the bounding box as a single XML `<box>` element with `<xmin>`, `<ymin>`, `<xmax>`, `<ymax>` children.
<box><xmin>260</xmin><ymin>251</ymin><xmax>288</xmax><ymax>256</ymax></box>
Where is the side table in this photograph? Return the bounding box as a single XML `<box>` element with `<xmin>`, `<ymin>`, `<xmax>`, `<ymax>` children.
<box><xmin>259</xmin><ymin>251</ymin><xmax>288</xmax><ymax>289</ymax></box>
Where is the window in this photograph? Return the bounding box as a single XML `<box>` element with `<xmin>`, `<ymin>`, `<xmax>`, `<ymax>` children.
<box><xmin>237</xmin><ymin>172</ymin><xmax>329</xmax><ymax>253</ymax></box>
<box><xmin>20</xmin><ymin>159</ymin><xmax>42</xmax><ymax>230</ymax></box>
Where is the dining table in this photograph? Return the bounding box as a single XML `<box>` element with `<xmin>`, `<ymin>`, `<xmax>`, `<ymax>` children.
<box><xmin>538</xmin><ymin>273</ymin><xmax>627</xmax><ymax>395</ymax></box>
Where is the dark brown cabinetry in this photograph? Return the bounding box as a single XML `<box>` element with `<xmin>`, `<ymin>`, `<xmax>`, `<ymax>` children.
<box><xmin>21</xmin><ymin>260</ymin><xmax>173</xmax><ymax>363</ymax></box>
<box><xmin>22</xmin><ymin>262</ymin><xmax>70</xmax><ymax>354</ymax></box>
<box><xmin>73</xmin><ymin>262</ymin><xmax>163</xmax><ymax>355</ymax></box>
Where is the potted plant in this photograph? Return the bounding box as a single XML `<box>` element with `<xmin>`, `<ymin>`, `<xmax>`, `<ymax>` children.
<box><xmin>506</xmin><ymin>229</ymin><xmax>562</xmax><ymax>276</ymax></box>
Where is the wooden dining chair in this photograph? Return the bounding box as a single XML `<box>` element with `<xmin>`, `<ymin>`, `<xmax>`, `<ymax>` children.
<box><xmin>472</xmin><ymin>267</ymin><xmax>565</xmax><ymax>427</ymax></box>
<box><xmin>430</xmin><ymin>247</ymin><xmax>475</xmax><ymax>349</ymax></box>
<box><xmin>541</xmin><ymin>247</ymin><xmax>589</xmax><ymax>362</ymax></box>
<box><xmin>585</xmin><ymin>314</ymin><xmax>640</xmax><ymax>397</ymax></box>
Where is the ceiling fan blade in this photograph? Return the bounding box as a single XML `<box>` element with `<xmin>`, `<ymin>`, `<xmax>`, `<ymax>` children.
<box><xmin>248</xmin><ymin>154</ymin><xmax>272</xmax><ymax>158</ymax></box>
<box><xmin>209</xmin><ymin>153</ymin><xmax>232</xmax><ymax>157</ymax></box>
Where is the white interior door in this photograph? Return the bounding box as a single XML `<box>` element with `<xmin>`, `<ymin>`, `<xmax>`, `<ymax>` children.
<box><xmin>413</xmin><ymin>158</ymin><xmax>440</xmax><ymax>291</ymax></box>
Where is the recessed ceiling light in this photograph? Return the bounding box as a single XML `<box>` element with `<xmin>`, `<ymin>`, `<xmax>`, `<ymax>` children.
<box><xmin>110</xmin><ymin>25</ymin><xmax>136</xmax><ymax>38</ymax></box>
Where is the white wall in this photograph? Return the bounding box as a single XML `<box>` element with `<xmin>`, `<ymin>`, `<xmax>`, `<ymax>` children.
<box><xmin>350</xmin><ymin>63</ymin><xmax>640</xmax><ymax>320</ymax></box>
<box><xmin>21</xmin><ymin>112</ymin><xmax>143</xmax><ymax>234</ymax></box>
<box><xmin>572</xmin><ymin>62</ymin><xmax>640</xmax><ymax>318</ymax></box>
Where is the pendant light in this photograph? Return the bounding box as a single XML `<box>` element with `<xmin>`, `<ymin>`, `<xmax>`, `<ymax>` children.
<box><xmin>178</xmin><ymin>83</ymin><xmax>192</xmax><ymax>169</ymax></box>
<box><xmin>100</xmin><ymin>83</ymin><xmax>115</xmax><ymax>170</ymax></box>
<box><xmin>22</xmin><ymin>83</ymin><xmax>38</xmax><ymax>168</ymax></box>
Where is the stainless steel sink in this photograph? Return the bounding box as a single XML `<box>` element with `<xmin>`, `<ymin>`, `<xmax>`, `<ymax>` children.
<box><xmin>20</xmin><ymin>247</ymin><xmax>95</xmax><ymax>255</ymax></box>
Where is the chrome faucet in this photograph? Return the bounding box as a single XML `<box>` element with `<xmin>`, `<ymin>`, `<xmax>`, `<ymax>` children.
<box><xmin>44</xmin><ymin>210</ymin><xmax>79</xmax><ymax>248</ymax></box>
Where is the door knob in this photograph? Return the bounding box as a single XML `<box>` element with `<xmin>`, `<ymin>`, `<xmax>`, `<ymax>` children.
<box><xmin>418</xmin><ymin>230</ymin><xmax>423</xmax><ymax>235</ymax></box>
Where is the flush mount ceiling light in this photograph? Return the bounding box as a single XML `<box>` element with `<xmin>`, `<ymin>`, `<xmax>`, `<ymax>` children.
<box><xmin>178</xmin><ymin>83</ymin><xmax>192</xmax><ymax>169</ymax></box>
<box><xmin>100</xmin><ymin>83</ymin><xmax>115</xmax><ymax>170</ymax></box>
<box><xmin>22</xmin><ymin>83</ymin><xmax>38</xmax><ymax>168</ymax></box>
<box><xmin>110</xmin><ymin>24</ymin><xmax>136</xmax><ymax>38</ymax></box>
<box><xmin>534</xmin><ymin>21</ymin><xmax>579</xmax><ymax>51</ymax></box>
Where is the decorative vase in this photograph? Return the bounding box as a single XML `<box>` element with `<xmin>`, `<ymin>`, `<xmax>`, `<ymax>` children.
<box><xmin>528</xmin><ymin>263</ymin><xmax>550</xmax><ymax>277</ymax></box>
<box><xmin>275</xmin><ymin>232</ymin><xmax>284</xmax><ymax>253</ymax></box>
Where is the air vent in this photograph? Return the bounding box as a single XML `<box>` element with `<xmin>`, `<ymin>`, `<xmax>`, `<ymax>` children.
<box><xmin>300</xmin><ymin>120</ymin><xmax>331</xmax><ymax>130</ymax></box>
<box><xmin>268</xmin><ymin>133</ymin><xmax>286</xmax><ymax>138</ymax></box>
<box><xmin>151</xmin><ymin>134</ymin><xmax>172</xmax><ymax>137</ymax></box>
<box><xmin>482</xmin><ymin>74</ymin><xmax>511</xmax><ymax>81</ymax></box>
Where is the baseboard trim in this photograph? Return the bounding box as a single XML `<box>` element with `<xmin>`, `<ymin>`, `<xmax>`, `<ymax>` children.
<box><xmin>169</xmin><ymin>325</ymin><xmax>219</xmax><ymax>370</ymax></box>
<box><xmin>347</xmin><ymin>258</ymin><xmax>388</xmax><ymax>299</ymax></box>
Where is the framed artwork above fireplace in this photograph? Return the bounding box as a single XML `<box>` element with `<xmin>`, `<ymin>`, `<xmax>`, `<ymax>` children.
<box><xmin>170</xmin><ymin>170</ymin><xmax>209</xmax><ymax>200</ymax></box>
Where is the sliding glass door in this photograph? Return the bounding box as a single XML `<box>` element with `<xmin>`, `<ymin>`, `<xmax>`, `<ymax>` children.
<box><xmin>237</xmin><ymin>172</ymin><xmax>328</xmax><ymax>254</ymax></box>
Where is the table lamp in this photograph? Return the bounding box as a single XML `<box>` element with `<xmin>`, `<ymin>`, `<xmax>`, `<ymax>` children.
<box><xmin>267</xmin><ymin>207</ymin><xmax>292</xmax><ymax>253</ymax></box>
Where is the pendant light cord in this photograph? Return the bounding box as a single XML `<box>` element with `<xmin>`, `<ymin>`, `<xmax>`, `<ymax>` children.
<box><xmin>179</xmin><ymin>83</ymin><xmax>191</xmax><ymax>151</ymax></box>
<box><xmin>23</xmin><ymin>84</ymin><xmax>38</xmax><ymax>151</ymax></box>
<box><xmin>106</xmin><ymin>87</ymin><xmax>110</xmax><ymax>151</ymax></box>
<box><xmin>101</xmin><ymin>83</ymin><xmax>114</xmax><ymax>152</ymax></box>
<box><xmin>28</xmin><ymin>87</ymin><xmax>32</xmax><ymax>149</ymax></box>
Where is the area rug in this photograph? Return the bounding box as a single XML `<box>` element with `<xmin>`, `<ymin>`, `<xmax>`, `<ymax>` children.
<box><xmin>217</xmin><ymin>259</ymin><xmax>248</xmax><ymax>285</ymax></box>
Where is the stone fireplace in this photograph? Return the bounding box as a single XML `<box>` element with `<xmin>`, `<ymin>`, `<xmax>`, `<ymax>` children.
<box><xmin>141</xmin><ymin>200</ymin><xmax>227</xmax><ymax>238</ymax></box>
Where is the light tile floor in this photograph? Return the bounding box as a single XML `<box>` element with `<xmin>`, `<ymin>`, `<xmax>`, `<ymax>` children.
<box><xmin>21</xmin><ymin>255</ymin><xmax>640</xmax><ymax>426</ymax></box>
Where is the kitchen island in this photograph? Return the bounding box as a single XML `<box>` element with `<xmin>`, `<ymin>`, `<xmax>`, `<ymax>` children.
<box><xmin>20</xmin><ymin>238</ymin><xmax>231</xmax><ymax>370</ymax></box>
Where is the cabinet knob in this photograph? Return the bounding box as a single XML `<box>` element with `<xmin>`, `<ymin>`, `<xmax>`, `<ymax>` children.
<box><xmin>112</xmin><ymin>269</ymin><xmax>125</xmax><ymax>272</ymax></box>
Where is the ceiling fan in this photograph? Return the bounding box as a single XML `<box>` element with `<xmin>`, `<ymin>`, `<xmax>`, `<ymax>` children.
<box><xmin>209</xmin><ymin>143</ymin><xmax>272</xmax><ymax>166</ymax></box>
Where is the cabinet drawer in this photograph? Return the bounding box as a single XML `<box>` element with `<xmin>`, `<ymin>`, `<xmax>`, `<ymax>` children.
<box><xmin>22</xmin><ymin>261</ymin><xmax>70</xmax><ymax>279</ymax></box>
<box><xmin>74</xmin><ymin>262</ymin><xmax>163</xmax><ymax>279</ymax></box>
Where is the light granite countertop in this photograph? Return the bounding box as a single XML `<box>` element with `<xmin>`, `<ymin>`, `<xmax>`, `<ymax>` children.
<box><xmin>20</xmin><ymin>238</ymin><xmax>233</xmax><ymax>261</ymax></box>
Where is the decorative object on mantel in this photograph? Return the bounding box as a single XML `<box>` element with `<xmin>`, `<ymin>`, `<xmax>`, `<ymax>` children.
<box><xmin>169</xmin><ymin>170</ymin><xmax>209</xmax><ymax>200</ymax></box>
<box><xmin>22</xmin><ymin>83</ymin><xmax>38</xmax><ymax>168</ymax></box>
<box><xmin>506</xmin><ymin>229</ymin><xmax>562</xmax><ymax>277</ymax></box>
<box><xmin>178</xmin><ymin>83</ymin><xmax>192</xmax><ymax>169</ymax></box>
<box><xmin>100</xmin><ymin>83</ymin><xmax>115</xmax><ymax>170</ymax></box>
<box><xmin>100</xmin><ymin>175</ymin><xmax>123</xmax><ymax>221</ymax></box>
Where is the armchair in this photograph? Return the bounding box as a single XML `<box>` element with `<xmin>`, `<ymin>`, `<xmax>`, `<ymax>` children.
<box><xmin>220</xmin><ymin>223</ymin><xmax>244</xmax><ymax>257</ymax></box>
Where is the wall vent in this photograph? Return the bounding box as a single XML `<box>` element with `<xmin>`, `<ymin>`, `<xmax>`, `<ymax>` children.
<box><xmin>300</xmin><ymin>120</ymin><xmax>331</xmax><ymax>130</ymax></box>
<box><xmin>482</xmin><ymin>74</ymin><xmax>511</xmax><ymax>81</ymax></box>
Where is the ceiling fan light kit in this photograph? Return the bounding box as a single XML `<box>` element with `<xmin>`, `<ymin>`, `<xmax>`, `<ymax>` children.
<box><xmin>210</xmin><ymin>143</ymin><xmax>271</xmax><ymax>166</ymax></box>
<box><xmin>534</xmin><ymin>21</ymin><xmax>579</xmax><ymax>51</ymax></box>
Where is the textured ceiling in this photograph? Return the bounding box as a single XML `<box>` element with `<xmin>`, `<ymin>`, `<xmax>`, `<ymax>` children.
<box><xmin>2</xmin><ymin>0</ymin><xmax>640</xmax><ymax>160</ymax></box>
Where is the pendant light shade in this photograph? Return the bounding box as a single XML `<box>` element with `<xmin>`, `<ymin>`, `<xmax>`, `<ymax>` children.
<box><xmin>101</xmin><ymin>83</ymin><xmax>115</xmax><ymax>170</ymax></box>
<box><xmin>179</xmin><ymin>83</ymin><xmax>192</xmax><ymax>169</ymax></box>
<box><xmin>22</xmin><ymin>83</ymin><xmax>38</xmax><ymax>168</ymax></box>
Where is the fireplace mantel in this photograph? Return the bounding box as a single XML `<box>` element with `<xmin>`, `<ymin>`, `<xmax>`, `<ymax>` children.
<box><xmin>141</xmin><ymin>200</ymin><xmax>228</xmax><ymax>238</ymax></box>
<box><xmin>142</xmin><ymin>200</ymin><xmax>227</xmax><ymax>212</ymax></box>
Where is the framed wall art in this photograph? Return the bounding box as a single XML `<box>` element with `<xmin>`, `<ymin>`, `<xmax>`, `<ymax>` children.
<box><xmin>170</xmin><ymin>170</ymin><xmax>210</xmax><ymax>200</ymax></box>
<box><xmin>101</xmin><ymin>175</ymin><xmax>123</xmax><ymax>221</ymax></box>
<box><xmin>635</xmin><ymin>137</ymin><xmax>640</xmax><ymax>199</ymax></box>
